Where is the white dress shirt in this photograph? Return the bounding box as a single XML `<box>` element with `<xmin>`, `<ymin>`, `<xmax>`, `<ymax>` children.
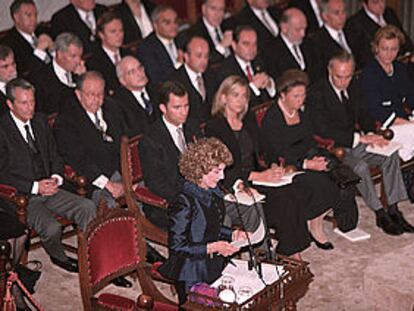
<box><xmin>328</xmin><ymin>77</ymin><xmax>360</xmax><ymax>147</ymax></box>
<box><xmin>364</xmin><ymin>5</ymin><xmax>387</xmax><ymax>27</ymax></box>
<box><xmin>76</xmin><ymin>8</ymin><xmax>96</xmax><ymax>33</ymax></box>
<box><xmin>102</xmin><ymin>45</ymin><xmax>121</xmax><ymax>65</ymax></box>
<box><xmin>280</xmin><ymin>33</ymin><xmax>306</xmax><ymax>70</ymax></box>
<box><xmin>131</xmin><ymin>88</ymin><xmax>150</xmax><ymax>110</ymax></box>
<box><xmin>133</xmin><ymin>3</ymin><xmax>153</xmax><ymax>38</ymax></box>
<box><xmin>10</xmin><ymin>112</ymin><xmax>63</xmax><ymax>194</ymax></box>
<box><xmin>202</xmin><ymin>17</ymin><xmax>228</xmax><ymax>56</ymax></box>
<box><xmin>235</xmin><ymin>55</ymin><xmax>276</xmax><ymax>97</ymax></box>
<box><xmin>324</xmin><ymin>24</ymin><xmax>352</xmax><ymax>53</ymax></box>
<box><xmin>310</xmin><ymin>0</ymin><xmax>324</xmax><ymax>27</ymax></box>
<box><xmin>184</xmin><ymin>64</ymin><xmax>205</xmax><ymax>97</ymax></box>
<box><xmin>251</xmin><ymin>6</ymin><xmax>279</xmax><ymax>37</ymax></box>
<box><xmin>52</xmin><ymin>59</ymin><xmax>73</xmax><ymax>87</ymax></box>
<box><xmin>17</xmin><ymin>29</ymin><xmax>48</xmax><ymax>62</ymax></box>
<box><xmin>0</xmin><ymin>81</ymin><xmax>6</xmax><ymax>96</ymax></box>
<box><xmin>157</xmin><ymin>35</ymin><xmax>181</xmax><ymax>69</ymax></box>
<box><xmin>87</xmin><ymin>108</ymin><xmax>110</xmax><ymax>189</ymax></box>
<box><xmin>162</xmin><ymin>116</ymin><xmax>185</xmax><ymax>151</ymax></box>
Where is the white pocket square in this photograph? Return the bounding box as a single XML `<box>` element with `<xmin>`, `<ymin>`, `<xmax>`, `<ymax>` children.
<box><xmin>382</xmin><ymin>101</ymin><xmax>392</xmax><ymax>106</ymax></box>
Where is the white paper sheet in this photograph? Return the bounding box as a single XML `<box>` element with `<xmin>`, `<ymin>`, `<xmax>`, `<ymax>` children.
<box><xmin>252</xmin><ymin>171</ymin><xmax>304</xmax><ymax>187</ymax></box>
<box><xmin>366</xmin><ymin>141</ymin><xmax>402</xmax><ymax>157</ymax></box>
<box><xmin>231</xmin><ymin>220</ymin><xmax>266</xmax><ymax>248</ymax></box>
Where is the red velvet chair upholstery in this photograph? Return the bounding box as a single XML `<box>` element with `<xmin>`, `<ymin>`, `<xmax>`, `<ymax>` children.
<box><xmin>78</xmin><ymin>205</ymin><xmax>178</xmax><ymax>311</ymax></box>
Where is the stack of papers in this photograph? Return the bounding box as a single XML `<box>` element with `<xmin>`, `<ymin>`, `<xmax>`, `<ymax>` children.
<box><xmin>252</xmin><ymin>171</ymin><xmax>304</xmax><ymax>188</ymax></box>
<box><xmin>224</xmin><ymin>191</ymin><xmax>265</xmax><ymax>206</ymax></box>
<box><xmin>366</xmin><ymin>141</ymin><xmax>402</xmax><ymax>157</ymax></box>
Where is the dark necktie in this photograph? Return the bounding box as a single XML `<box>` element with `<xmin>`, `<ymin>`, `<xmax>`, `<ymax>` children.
<box><xmin>215</xmin><ymin>27</ymin><xmax>222</xmax><ymax>43</ymax></box>
<box><xmin>340</xmin><ymin>90</ymin><xmax>348</xmax><ymax>104</ymax></box>
<box><xmin>24</xmin><ymin>124</ymin><xmax>38</xmax><ymax>153</ymax></box>
<box><xmin>141</xmin><ymin>92</ymin><xmax>153</xmax><ymax>115</ymax></box>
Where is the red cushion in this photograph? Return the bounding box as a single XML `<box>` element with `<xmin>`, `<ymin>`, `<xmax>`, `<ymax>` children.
<box><xmin>153</xmin><ymin>301</ymin><xmax>179</xmax><ymax>311</ymax></box>
<box><xmin>97</xmin><ymin>293</ymin><xmax>135</xmax><ymax>310</ymax></box>
<box><xmin>134</xmin><ymin>187</ymin><xmax>168</xmax><ymax>208</ymax></box>
<box><xmin>88</xmin><ymin>217</ymin><xmax>140</xmax><ymax>286</ymax></box>
<box><xmin>150</xmin><ymin>262</ymin><xmax>173</xmax><ymax>284</ymax></box>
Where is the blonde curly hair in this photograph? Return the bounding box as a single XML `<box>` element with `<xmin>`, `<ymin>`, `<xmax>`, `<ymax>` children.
<box><xmin>179</xmin><ymin>137</ymin><xmax>233</xmax><ymax>185</ymax></box>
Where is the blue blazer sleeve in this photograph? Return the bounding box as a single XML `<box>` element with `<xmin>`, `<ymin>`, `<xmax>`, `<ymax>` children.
<box><xmin>168</xmin><ymin>194</ymin><xmax>208</xmax><ymax>259</ymax></box>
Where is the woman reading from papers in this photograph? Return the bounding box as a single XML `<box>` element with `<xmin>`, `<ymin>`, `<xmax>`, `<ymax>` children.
<box><xmin>260</xmin><ymin>70</ymin><xmax>357</xmax><ymax>251</ymax></box>
<box><xmin>206</xmin><ymin>75</ymin><xmax>320</xmax><ymax>260</ymax></box>
<box><xmin>359</xmin><ymin>25</ymin><xmax>414</xmax><ymax>162</ymax></box>
<box><xmin>158</xmin><ymin>137</ymin><xmax>248</xmax><ymax>306</ymax></box>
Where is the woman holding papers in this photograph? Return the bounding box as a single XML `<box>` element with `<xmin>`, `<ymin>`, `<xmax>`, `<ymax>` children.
<box><xmin>158</xmin><ymin>138</ymin><xmax>247</xmax><ymax>306</ymax></box>
<box><xmin>359</xmin><ymin>25</ymin><xmax>414</xmax><ymax>161</ymax></box>
<box><xmin>206</xmin><ymin>75</ymin><xmax>322</xmax><ymax>260</ymax></box>
<box><xmin>260</xmin><ymin>70</ymin><xmax>358</xmax><ymax>250</ymax></box>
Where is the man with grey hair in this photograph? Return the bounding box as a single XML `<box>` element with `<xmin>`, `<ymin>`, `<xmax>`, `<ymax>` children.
<box><xmin>113</xmin><ymin>55</ymin><xmax>158</xmax><ymax>136</ymax></box>
<box><xmin>0</xmin><ymin>77</ymin><xmax>97</xmax><ymax>273</ymax></box>
<box><xmin>136</xmin><ymin>4</ymin><xmax>184</xmax><ymax>84</ymax></box>
<box><xmin>265</xmin><ymin>7</ymin><xmax>318</xmax><ymax>82</ymax></box>
<box><xmin>308</xmin><ymin>51</ymin><xmax>414</xmax><ymax>236</ymax></box>
<box><xmin>0</xmin><ymin>45</ymin><xmax>18</xmax><ymax>114</ymax></box>
<box><xmin>309</xmin><ymin>0</ymin><xmax>355</xmax><ymax>76</ymax></box>
<box><xmin>28</xmin><ymin>32</ymin><xmax>86</xmax><ymax>114</ymax></box>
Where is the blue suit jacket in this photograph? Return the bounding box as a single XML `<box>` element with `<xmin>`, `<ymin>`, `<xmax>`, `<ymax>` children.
<box><xmin>158</xmin><ymin>181</ymin><xmax>232</xmax><ymax>283</ymax></box>
<box><xmin>359</xmin><ymin>59</ymin><xmax>414</xmax><ymax>124</ymax></box>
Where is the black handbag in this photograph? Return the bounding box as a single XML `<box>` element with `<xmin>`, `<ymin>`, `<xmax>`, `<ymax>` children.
<box><xmin>303</xmin><ymin>147</ymin><xmax>361</xmax><ymax>189</ymax></box>
<box><xmin>329</xmin><ymin>164</ymin><xmax>361</xmax><ymax>189</ymax></box>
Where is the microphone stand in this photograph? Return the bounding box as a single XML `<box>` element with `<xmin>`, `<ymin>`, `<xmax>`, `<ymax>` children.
<box><xmin>243</xmin><ymin>186</ymin><xmax>282</xmax><ymax>280</ymax></box>
<box><xmin>225</xmin><ymin>187</ymin><xmax>265</xmax><ymax>284</ymax></box>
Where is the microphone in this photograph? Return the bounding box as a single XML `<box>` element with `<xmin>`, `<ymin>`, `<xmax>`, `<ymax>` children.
<box><xmin>221</xmin><ymin>183</ymin><xmax>265</xmax><ymax>283</ymax></box>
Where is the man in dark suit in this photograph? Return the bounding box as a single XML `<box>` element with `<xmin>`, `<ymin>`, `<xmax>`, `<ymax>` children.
<box><xmin>169</xmin><ymin>37</ymin><xmax>216</xmax><ymax>124</ymax></box>
<box><xmin>54</xmin><ymin>71</ymin><xmax>125</xmax><ymax>210</ymax></box>
<box><xmin>28</xmin><ymin>33</ymin><xmax>86</xmax><ymax>114</ymax></box>
<box><xmin>87</xmin><ymin>12</ymin><xmax>131</xmax><ymax>95</ymax></box>
<box><xmin>218</xmin><ymin>25</ymin><xmax>276</xmax><ymax>107</ymax></box>
<box><xmin>345</xmin><ymin>0</ymin><xmax>414</xmax><ymax>68</ymax></box>
<box><xmin>113</xmin><ymin>56</ymin><xmax>158</xmax><ymax>136</ymax></box>
<box><xmin>264</xmin><ymin>8</ymin><xmax>318</xmax><ymax>83</ymax></box>
<box><xmin>309</xmin><ymin>0</ymin><xmax>354</xmax><ymax>76</ymax></box>
<box><xmin>113</xmin><ymin>0</ymin><xmax>156</xmax><ymax>45</ymax></box>
<box><xmin>50</xmin><ymin>0</ymin><xmax>107</xmax><ymax>55</ymax></box>
<box><xmin>136</xmin><ymin>5</ymin><xmax>183</xmax><ymax>85</ymax></box>
<box><xmin>186</xmin><ymin>0</ymin><xmax>232</xmax><ymax>66</ymax></box>
<box><xmin>307</xmin><ymin>51</ymin><xmax>414</xmax><ymax>236</ymax></box>
<box><xmin>290</xmin><ymin>0</ymin><xmax>324</xmax><ymax>35</ymax></box>
<box><xmin>234</xmin><ymin>0</ymin><xmax>280</xmax><ymax>51</ymax></box>
<box><xmin>0</xmin><ymin>78</ymin><xmax>96</xmax><ymax>273</ymax></box>
<box><xmin>139</xmin><ymin>81</ymin><xmax>200</xmax><ymax>229</ymax></box>
<box><xmin>2</xmin><ymin>0</ymin><xmax>52</xmax><ymax>75</ymax></box>
<box><xmin>0</xmin><ymin>46</ymin><xmax>18</xmax><ymax>115</ymax></box>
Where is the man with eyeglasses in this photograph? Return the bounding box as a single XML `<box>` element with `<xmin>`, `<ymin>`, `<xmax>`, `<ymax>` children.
<box><xmin>54</xmin><ymin>71</ymin><xmax>126</xmax><ymax>211</ymax></box>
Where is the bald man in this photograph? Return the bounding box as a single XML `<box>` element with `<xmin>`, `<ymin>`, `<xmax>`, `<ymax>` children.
<box><xmin>168</xmin><ymin>36</ymin><xmax>216</xmax><ymax>124</ymax></box>
<box><xmin>264</xmin><ymin>8</ymin><xmax>318</xmax><ymax>82</ymax></box>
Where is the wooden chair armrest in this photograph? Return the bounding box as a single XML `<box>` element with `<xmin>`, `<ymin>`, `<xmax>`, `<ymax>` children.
<box><xmin>64</xmin><ymin>165</ymin><xmax>88</xmax><ymax>197</ymax></box>
<box><xmin>0</xmin><ymin>184</ymin><xmax>29</xmax><ymax>224</ymax></box>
